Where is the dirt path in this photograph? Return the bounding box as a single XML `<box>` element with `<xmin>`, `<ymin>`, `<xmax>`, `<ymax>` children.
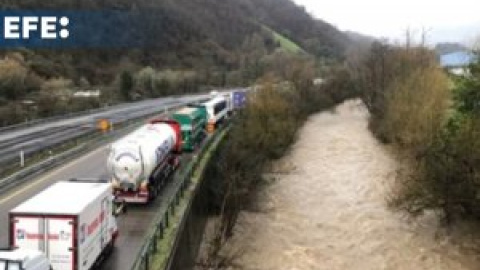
<box><xmin>222</xmin><ymin>100</ymin><xmax>480</xmax><ymax>270</ymax></box>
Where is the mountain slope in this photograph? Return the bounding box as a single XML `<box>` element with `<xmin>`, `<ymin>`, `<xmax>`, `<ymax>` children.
<box><xmin>0</xmin><ymin>0</ymin><xmax>350</xmax><ymax>93</ymax></box>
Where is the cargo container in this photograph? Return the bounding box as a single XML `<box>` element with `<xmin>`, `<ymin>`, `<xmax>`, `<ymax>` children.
<box><xmin>9</xmin><ymin>181</ymin><xmax>120</xmax><ymax>270</ymax></box>
<box><xmin>0</xmin><ymin>249</ymin><xmax>51</xmax><ymax>270</ymax></box>
<box><xmin>108</xmin><ymin>119</ymin><xmax>182</xmax><ymax>203</ymax></box>
<box><xmin>200</xmin><ymin>96</ymin><xmax>228</xmax><ymax>133</ymax></box>
<box><xmin>172</xmin><ymin>107</ymin><xmax>207</xmax><ymax>151</ymax></box>
<box><xmin>221</xmin><ymin>93</ymin><xmax>233</xmax><ymax>116</ymax></box>
<box><xmin>232</xmin><ymin>90</ymin><xmax>247</xmax><ymax>110</ymax></box>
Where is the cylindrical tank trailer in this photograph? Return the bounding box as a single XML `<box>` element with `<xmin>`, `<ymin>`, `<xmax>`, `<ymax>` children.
<box><xmin>107</xmin><ymin>119</ymin><xmax>182</xmax><ymax>203</ymax></box>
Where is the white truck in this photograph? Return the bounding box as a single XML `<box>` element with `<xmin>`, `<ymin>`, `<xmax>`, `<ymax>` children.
<box><xmin>0</xmin><ymin>249</ymin><xmax>51</xmax><ymax>270</ymax></box>
<box><xmin>9</xmin><ymin>180</ymin><xmax>121</xmax><ymax>270</ymax></box>
<box><xmin>202</xmin><ymin>96</ymin><xmax>228</xmax><ymax>128</ymax></box>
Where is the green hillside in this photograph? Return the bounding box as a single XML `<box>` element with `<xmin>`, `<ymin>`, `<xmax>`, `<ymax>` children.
<box><xmin>0</xmin><ymin>0</ymin><xmax>352</xmax><ymax>125</ymax></box>
<box><xmin>262</xmin><ymin>26</ymin><xmax>305</xmax><ymax>54</ymax></box>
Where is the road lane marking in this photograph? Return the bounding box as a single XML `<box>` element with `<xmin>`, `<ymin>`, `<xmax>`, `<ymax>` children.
<box><xmin>0</xmin><ymin>145</ymin><xmax>107</xmax><ymax>205</ymax></box>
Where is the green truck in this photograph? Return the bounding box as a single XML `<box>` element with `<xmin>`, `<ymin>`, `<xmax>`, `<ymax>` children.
<box><xmin>172</xmin><ymin>106</ymin><xmax>208</xmax><ymax>151</ymax></box>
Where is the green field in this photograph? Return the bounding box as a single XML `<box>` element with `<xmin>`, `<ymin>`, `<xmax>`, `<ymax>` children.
<box><xmin>262</xmin><ymin>25</ymin><xmax>305</xmax><ymax>54</ymax></box>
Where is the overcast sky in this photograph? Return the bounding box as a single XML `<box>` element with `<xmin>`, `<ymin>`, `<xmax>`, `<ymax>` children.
<box><xmin>292</xmin><ymin>0</ymin><xmax>480</xmax><ymax>45</ymax></box>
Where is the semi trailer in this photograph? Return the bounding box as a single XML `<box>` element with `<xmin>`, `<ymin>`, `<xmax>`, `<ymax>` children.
<box><xmin>172</xmin><ymin>107</ymin><xmax>207</xmax><ymax>151</ymax></box>
<box><xmin>201</xmin><ymin>96</ymin><xmax>228</xmax><ymax>133</ymax></box>
<box><xmin>108</xmin><ymin>119</ymin><xmax>182</xmax><ymax>203</ymax></box>
<box><xmin>9</xmin><ymin>180</ymin><xmax>121</xmax><ymax>270</ymax></box>
<box><xmin>232</xmin><ymin>90</ymin><xmax>247</xmax><ymax>110</ymax></box>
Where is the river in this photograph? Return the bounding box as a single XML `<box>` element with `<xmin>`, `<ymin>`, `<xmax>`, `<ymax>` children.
<box><xmin>220</xmin><ymin>100</ymin><xmax>480</xmax><ymax>270</ymax></box>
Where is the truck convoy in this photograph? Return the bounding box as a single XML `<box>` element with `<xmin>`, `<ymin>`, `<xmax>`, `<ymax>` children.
<box><xmin>107</xmin><ymin>90</ymin><xmax>248</xmax><ymax>203</ymax></box>
<box><xmin>9</xmin><ymin>180</ymin><xmax>120</xmax><ymax>270</ymax></box>
<box><xmin>108</xmin><ymin>119</ymin><xmax>182</xmax><ymax>203</ymax></box>
<box><xmin>0</xmin><ymin>88</ymin><xmax>250</xmax><ymax>270</ymax></box>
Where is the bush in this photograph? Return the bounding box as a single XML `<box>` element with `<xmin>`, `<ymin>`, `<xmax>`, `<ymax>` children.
<box><xmin>378</xmin><ymin>67</ymin><xmax>450</xmax><ymax>148</ymax></box>
<box><xmin>135</xmin><ymin>66</ymin><xmax>156</xmax><ymax>98</ymax></box>
<box><xmin>36</xmin><ymin>78</ymin><xmax>73</xmax><ymax>117</ymax></box>
<box><xmin>119</xmin><ymin>71</ymin><xmax>134</xmax><ymax>101</ymax></box>
<box><xmin>404</xmin><ymin>55</ymin><xmax>480</xmax><ymax>223</ymax></box>
<box><xmin>357</xmin><ymin>43</ymin><xmax>480</xmax><ymax>225</ymax></box>
<box><xmin>0</xmin><ymin>103</ymin><xmax>28</xmax><ymax>126</ymax></box>
<box><xmin>393</xmin><ymin>116</ymin><xmax>480</xmax><ymax>223</ymax></box>
<box><xmin>0</xmin><ymin>58</ymin><xmax>42</xmax><ymax>100</ymax></box>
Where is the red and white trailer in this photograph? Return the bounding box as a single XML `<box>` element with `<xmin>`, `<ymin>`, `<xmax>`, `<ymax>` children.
<box><xmin>107</xmin><ymin>119</ymin><xmax>182</xmax><ymax>204</ymax></box>
<box><xmin>9</xmin><ymin>181</ymin><xmax>119</xmax><ymax>270</ymax></box>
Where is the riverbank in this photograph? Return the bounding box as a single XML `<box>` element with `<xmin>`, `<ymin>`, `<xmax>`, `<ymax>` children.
<box><xmin>215</xmin><ymin>100</ymin><xmax>480</xmax><ymax>270</ymax></box>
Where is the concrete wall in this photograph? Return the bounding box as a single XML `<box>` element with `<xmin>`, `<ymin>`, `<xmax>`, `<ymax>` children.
<box><xmin>166</xmin><ymin>168</ymin><xmax>210</xmax><ymax>270</ymax></box>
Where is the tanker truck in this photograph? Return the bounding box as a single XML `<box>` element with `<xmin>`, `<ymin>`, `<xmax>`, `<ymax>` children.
<box><xmin>107</xmin><ymin>119</ymin><xmax>182</xmax><ymax>203</ymax></box>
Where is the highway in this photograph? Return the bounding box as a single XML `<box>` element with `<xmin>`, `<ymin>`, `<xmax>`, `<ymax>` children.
<box><xmin>0</xmin><ymin>140</ymin><xmax>190</xmax><ymax>270</ymax></box>
<box><xmin>0</xmin><ymin>94</ymin><xmax>209</xmax><ymax>170</ymax></box>
<box><xmin>0</xmin><ymin>90</ymin><xmax>240</xmax><ymax>269</ymax></box>
<box><xmin>0</xmin><ymin>92</ymin><xmax>216</xmax><ymax>269</ymax></box>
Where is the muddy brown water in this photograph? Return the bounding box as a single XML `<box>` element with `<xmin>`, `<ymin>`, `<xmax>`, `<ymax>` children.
<box><xmin>221</xmin><ymin>100</ymin><xmax>480</xmax><ymax>270</ymax></box>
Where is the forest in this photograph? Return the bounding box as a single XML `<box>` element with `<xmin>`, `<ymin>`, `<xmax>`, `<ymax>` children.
<box><xmin>347</xmin><ymin>35</ymin><xmax>480</xmax><ymax>226</ymax></box>
<box><xmin>0</xmin><ymin>0</ymin><xmax>352</xmax><ymax>126</ymax></box>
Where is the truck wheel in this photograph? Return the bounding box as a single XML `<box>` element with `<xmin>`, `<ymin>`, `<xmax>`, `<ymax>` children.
<box><xmin>106</xmin><ymin>241</ymin><xmax>114</xmax><ymax>255</ymax></box>
<box><xmin>148</xmin><ymin>185</ymin><xmax>157</xmax><ymax>201</ymax></box>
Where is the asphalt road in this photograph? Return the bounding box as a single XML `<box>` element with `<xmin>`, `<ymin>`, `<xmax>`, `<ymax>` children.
<box><xmin>0</xmin><ymin>129</ymin><xmax>194</xmax><ymax>270</ymax></box>
<box><xmin>0</xmin><ymin>91</ymin><xmax>235</xmax><ymax>269</ymax></box>
<box><xmin>0</xmin><ymin>94</ymin><xmax>209</xmax><ymax>168</ymax></box>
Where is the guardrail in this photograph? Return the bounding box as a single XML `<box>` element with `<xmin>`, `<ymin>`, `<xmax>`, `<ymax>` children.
<box><xmin>0</xmin><ymin>92</ymin><xmax>213</xmax><ymax>134</ymax></box>
<box><xmin>130</xmin><ymin>127</ymin><xmax>229</xmax><ymax>270</ymax></box>
<box><xmin>0</xmin><ymin>104</ymin><xmax>115</xmax><ymax>134</ymax></box>
<box><xmin>0</xmin><ymin>104</ymin><xmax>187</xmax><ymax>194</ymax></box>
<box><xmin>0</xmin><ymin>121</ymin><xmax>136</xmax><ymax>194</ymax></box>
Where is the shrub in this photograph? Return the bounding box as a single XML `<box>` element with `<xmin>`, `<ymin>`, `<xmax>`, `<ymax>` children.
<box><xmin>0</xmin><ymin>58</ymin><xmax>41</xmax><ymax>100</ymax></box>
<box><xmin>0</xmin><ymin>103</ymin><xmax>28</xmax><ymax>126</ymax></box>
<box><xmin>359</xmin><ymin>43</ymin><xmax>480</xmax><ymax>224</ymax></box>
<box><xmin>119</xmin><ymin>71</ymin><xmax>134</xmax><ymax>101</ymax></box>
<box><xmin>379</xmin><ymin>67</ymin><xmax>450</xmax><ymax>148</ymax></box>
<box><xmin>34</xmin><ymin>78</ymin><xmax>73</xmax><ymax>117</ymax></box>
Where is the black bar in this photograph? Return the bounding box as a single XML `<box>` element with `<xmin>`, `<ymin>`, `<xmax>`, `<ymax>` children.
<box><xmin>171</xmin><ymin>201</ymin><xmax>175</xmax><ymax>215</ymax></box>
<box><xmin>152</xmin><ymin>236</ymin><xmax>157</xmax><ymax>252</ymax></box>
<box><xmin>145</xmin><ymin>254</ymin><xmax>149</xmax><ymax>270</ymax></box>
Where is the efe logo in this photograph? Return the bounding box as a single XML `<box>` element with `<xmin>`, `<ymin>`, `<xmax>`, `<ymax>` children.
<box><xmin>3</xmin><ymin>16</ymin><xmax>69</xmax><ymax>40</ymax></box>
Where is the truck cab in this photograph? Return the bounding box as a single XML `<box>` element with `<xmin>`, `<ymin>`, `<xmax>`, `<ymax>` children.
<box><xmin>0</xmin><ymin>249</ymin><xmax>51</xmax><ymax>270</ymax></box>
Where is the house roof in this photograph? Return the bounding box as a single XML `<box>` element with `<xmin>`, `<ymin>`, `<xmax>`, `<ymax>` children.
<box><xmin>440</xmin><ymin>51</ymin><xmax>476</xmax><ymax>68</ymax></box>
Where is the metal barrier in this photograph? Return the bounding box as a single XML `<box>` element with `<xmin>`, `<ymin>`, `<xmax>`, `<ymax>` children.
<box><xmin>0</xmin><ymin>121</ymin><xmax>136</xmax><ymax>193</ymax></box>
<box><xmin>130</xmin><ymin>127</ymin><xmax>229</xmax><ymax>270</ymax></box>
<box><xmin>0</xmin><ymin>104</ymin><xmax>116</xmax><ymax>134</ymax></box>
<box><xmin>0</xmin><ymin>93</ymin><xmax>212</xmax><ymax>134</ymax></box>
